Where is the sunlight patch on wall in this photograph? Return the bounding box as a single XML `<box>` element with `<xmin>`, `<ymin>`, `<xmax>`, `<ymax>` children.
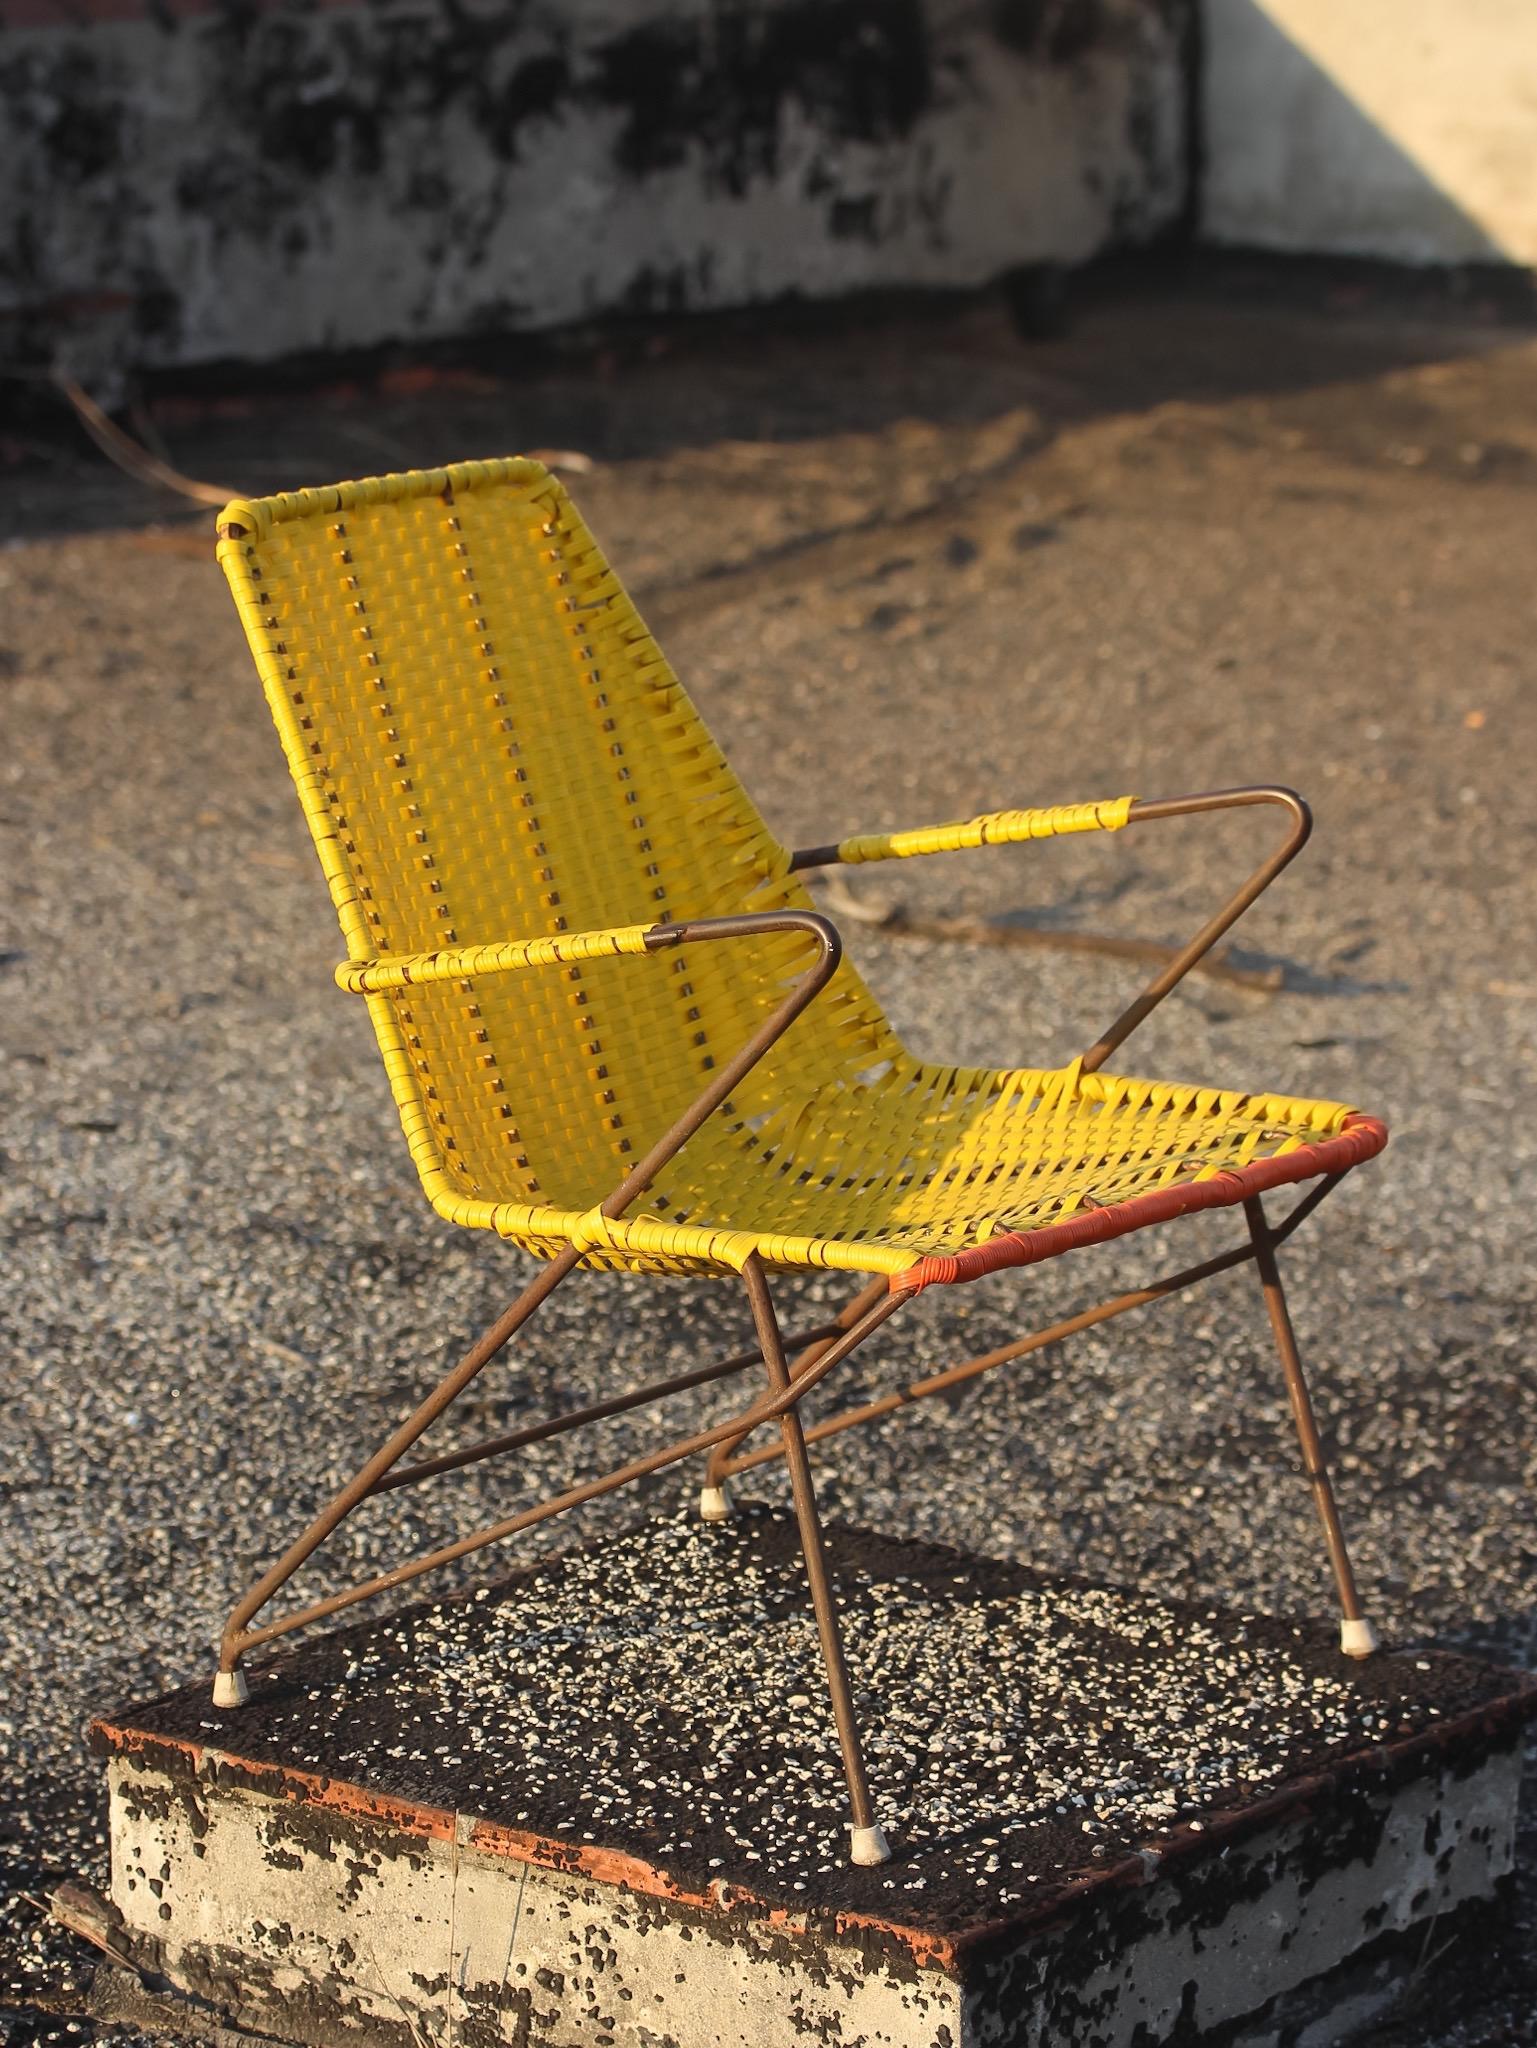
<box><xmin>1204</xmin><ymin>0</ymin><xmax>1537</xmax><ymax>266</ymax></box>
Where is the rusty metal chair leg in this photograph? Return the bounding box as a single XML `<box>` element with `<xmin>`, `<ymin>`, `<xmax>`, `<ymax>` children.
<box><xmin>741</xmin><ymin>1254</ymin><xmax>891</xmax><ymax>1866</ymax></box>
<box><xmin>700</xmin><ymin>1273</ymin><xmax>888</xmax><ymax>1522</ymax></box>
<box><xmin>1243</xmin><ymin>1197</ymin><xmax>1379</xmax><ymax>1659</ymax></box>
<box><xmin>213</xmin><ymin>1243</ymin><xmax>584</xmax><ymax>1704</ymax></box>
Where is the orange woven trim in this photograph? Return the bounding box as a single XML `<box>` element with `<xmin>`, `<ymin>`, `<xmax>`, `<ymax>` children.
<box><xmin>890</xmin><ymin>1113</ymin><xmax>1389</xmax><ymax>1295</ymax></box>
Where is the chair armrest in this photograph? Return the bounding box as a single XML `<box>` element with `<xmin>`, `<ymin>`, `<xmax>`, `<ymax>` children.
<box><xmin>791</xmin><ymin>781</ymin><xmax>1311</xmax><ymax>1073</ymax></box>
<box><xmin>1083</xmin><ymin>786</ymin><xmax>1310</xmax><ymax>1068</ymax></box>
<box><xmin>338</xmin><ymin>909</ymin><xmax>843</xmax><ymax>1236</ymax></box>
<box><xmin>336</xmin><ymin>924</ymin><xmax>659</xmax><ymax>993</ymax></box>
<box><xmin>788</xmin><ymin>796</ymin><xmax>1135</xmax><ymax>871</ymax></box>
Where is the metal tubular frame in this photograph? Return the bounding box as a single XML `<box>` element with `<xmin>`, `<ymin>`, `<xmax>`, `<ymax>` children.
<box><xmin>723</xmin><ymin>788</ymin><xmax>1372</xmax><ymax>1653</ymax></box>
<box><xmin>792</xmin><ymin>783</ymin><xmax>1313</xmax><ymax>1076</ymax></box>
<box><xmin>215</xmin><ymin>787</ymin><xmax>1381</xmax><ymax>1856</ymax></box>
<box><xmin>1244</xmin><ymin>1193</ymin><xmax>1374</xmax><ymax>1650</ymax></box>
<box><xmin>371</xmin><ymin>1323</ymin><xmax>844</xmax><ymax>1496</ymax></box>
<box><xmin>703</xmin><ymin>1275</ymin><xmax>889</xmax><ymax>1505</ymax></box>
<box><xmin>712</xmin><ymin>1176</ymin><xmax>1345</xmax><ymax>1484</ymax></box>
<box><xmin>1081</xmin><ymin>788</ymin><xmax>1311</xmax><ymax>1072</ymax></box>
<box><xmin>217</xmin><ymin>908</ymin><xmax>848</xmax><ymax>1687</ymax></box>
<box><xmin>213</xmin><ymin>902</ymin><xmax>917</xmax><ymax>1869</ymax></box>
<box><xmin>741</xmin><ymin>1254</ymin><xmax>888</xmax><ymax>1863</ymax></box>
<box><xmin>229</xmin><ymin>1287</ymin><xmax>902</xmax><ymax>1658</ymax></box>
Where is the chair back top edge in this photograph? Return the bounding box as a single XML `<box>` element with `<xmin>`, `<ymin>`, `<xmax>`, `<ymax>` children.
<box><xmin>217</xmin><ymin>456</ymin><xmax>551</xmax><ymax>549</ymax></box>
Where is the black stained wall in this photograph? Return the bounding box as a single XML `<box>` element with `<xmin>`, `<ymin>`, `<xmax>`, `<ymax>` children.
<box><xmin>0</xmin><ymin>0</ymin><xmax>1191</xmax><ymax>375</ymax></box>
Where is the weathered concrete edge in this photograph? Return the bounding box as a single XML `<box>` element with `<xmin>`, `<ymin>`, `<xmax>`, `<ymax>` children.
<box><xmin>957</xmin><ymin>1668</ymin><xmax>1537</xmax><ymax>1964</ymax></box>
<box><xmin>89</xmin><ymin>1659</ymin><xmax>1537</xmax><ymax>1980</ymax></box>
<box><xmin>962</xmin><ymin>1743</ymin><xmax>1526</xmax><ymax>2046</ymax></box>
<box><xmin>99</xmin><ymin>1735</ymin><xmax>1528</xmax><ymax>2048</ymax></box>
<box><xmin>78</xmin><ymin>1885</ymin><xmax>1524</xmax><ymax>2048</ymax></box>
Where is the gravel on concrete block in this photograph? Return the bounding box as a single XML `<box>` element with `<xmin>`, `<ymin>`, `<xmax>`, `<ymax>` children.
<box><xmin>99</xmin><ymin>1504</ymin><xmax>1537</xmax><ymax>1939</ymax></box>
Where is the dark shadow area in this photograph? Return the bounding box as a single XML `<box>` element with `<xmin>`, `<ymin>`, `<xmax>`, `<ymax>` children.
<box><xmin>3</xmin><ymin>243</ymin><xmax>1535</xmax><ymax>545</ymax></box>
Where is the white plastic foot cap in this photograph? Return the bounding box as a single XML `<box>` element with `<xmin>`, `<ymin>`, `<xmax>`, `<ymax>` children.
<box><xmin>212</xmin><ymin>1667</ymin><xmax>250</xmax><ymax>1708</ymax></box>
<box><xmin>698</xmin><ymin>1482</ymin><xmax>733</xmax><ymax>1524</ymax></box>
<box><xmin>1340</xmin><ymin>1616</ymin><xmax>1380</xmax><ymax>1659</ymax></box>
<box><xmin>850</xmin><ymin>1824</ymin><xmax>892</xmax><ymax>1867</ymax></box>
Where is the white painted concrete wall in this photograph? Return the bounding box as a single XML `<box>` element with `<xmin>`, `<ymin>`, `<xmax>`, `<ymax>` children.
<box><xmin>1203</xmin><ymin>0</ymin><xmax>1537</xmax><ymax>265</ymax></box>
<box><xmin>0</xmin><ymin>0</ymin><xmax>1187</xmax><ymax>375</ymax></box>
<box><xmin>106</xmin><ymin>1741</ymin><xmax>1526</xmax><ymax>2048</ymax></box>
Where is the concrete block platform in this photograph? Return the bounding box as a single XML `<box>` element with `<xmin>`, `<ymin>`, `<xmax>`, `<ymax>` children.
<box><xmin>89</xmin><ymin>1507</ymin><xmax>1535</xmax><ymax>2048</ymax></box>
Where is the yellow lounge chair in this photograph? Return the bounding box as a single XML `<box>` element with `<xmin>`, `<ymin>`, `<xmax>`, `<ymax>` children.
<box><xmin>214</xmin><ymin>458</ymin><xmax>1387</xmax><ymax>1865</ymax></box>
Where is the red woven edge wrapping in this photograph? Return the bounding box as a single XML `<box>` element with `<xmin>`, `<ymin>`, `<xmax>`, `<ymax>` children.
<box><xmin>891</xmin><ymin>1113</ymin><xmax>1389</xmax><ymax>1295</ymax></box>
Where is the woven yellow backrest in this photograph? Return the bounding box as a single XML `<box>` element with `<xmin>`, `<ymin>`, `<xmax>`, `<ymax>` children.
<box><xmin>218</xmin><ymin>460</ymin><xmax>896</xmax><ymax>1214</ymax></box>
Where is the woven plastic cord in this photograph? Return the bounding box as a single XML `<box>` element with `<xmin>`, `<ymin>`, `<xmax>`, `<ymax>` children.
<box><xmin>219</xmin><ymin>461</ymin><xmax>1386</xmax><ymax>1281</ymax></box>
<box><xmin>835</xmin><ymin>797</ymin><xmax>1133</xmax><ymax>865</ymax></box>
<box><xmin>892</xmin><ymin>1113</ymin><xmax>1387</xmax><ymax>1294</ymax></box>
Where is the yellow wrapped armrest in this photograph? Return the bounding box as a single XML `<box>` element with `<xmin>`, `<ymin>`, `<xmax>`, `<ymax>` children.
<box><xmin>834</xmin><ymin>796</ymin><xmax>1135</xmax><ymax>865</ymax></box>
<box><xmin>336</xmin><ymin>923</ymin><xmax>659</xmax><ymax>994</ymax></box>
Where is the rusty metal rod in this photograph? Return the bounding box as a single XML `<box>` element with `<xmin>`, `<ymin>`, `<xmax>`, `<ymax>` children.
<box><xmin>228</xmin><ymin>1289</ymin><xmax>907</xmax><ymax>1658</ymax></box>
<box><xmin>372</xmin><ymin>1323</ymin><xmax>845</xmax><ymax>1495</ymax></box>
<box><xmin>603</xmin><ymin>909</ymin><xmax>843</xmax><ymax>1219</ymax></box>
<box><xmin>717</xmin><ymin>1174</ymin><xmax>1346</xmax><ymax>1482</ymax></box>
<box><xmin>1267</xmin><ymin>1170</ymin><xmax>1344</xmax><ymax>1246</ymax></box>
<box><xmin>719</xmin><ymin>1243</ymin><xmax>1261</xmax><ymax>1480</ymax></box>
<box><xmin>220</xmin><ymin>1242</ymin><xmax>586</xmax><ymax>1672</ymax></box>
<box><xmin>743</xmin><ymin>1254</ymin><xmax>878</xmax><ymax>1839</ymax></box>
<box><xmin>705</xmin><ymin>1275</ymin><xmax>888</xmax><ymax>1491</ymax></box>
<box><xmin>1081</xmin><ymin>787</ymin><xmax>1311</xmax><ymax>1071</ymax></box>
<box><xmin>1244</xmin><ymin>1194</ymin><xmax>1367</xmax><ymax>1624</ymax></box>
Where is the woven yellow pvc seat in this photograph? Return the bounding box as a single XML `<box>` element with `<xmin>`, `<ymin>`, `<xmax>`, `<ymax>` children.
<box><xmin>213</xmin><ymin>457</ymin><xmax>1387</xmax><ymax>1863</ymax></box>
<box><xmin>445</xmin><ymin>1053</ymin><xmax>1375</xmax><ymax>1290</ymax></box>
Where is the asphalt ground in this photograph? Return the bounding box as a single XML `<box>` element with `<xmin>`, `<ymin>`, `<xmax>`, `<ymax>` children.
<box><xmin>3</xmin><ymin>269</ymin><xmax>1536</xmax><ymax>2043</ymax></box>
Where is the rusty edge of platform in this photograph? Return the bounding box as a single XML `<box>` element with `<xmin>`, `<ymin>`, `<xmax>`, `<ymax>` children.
<box><xmin>90</xmin><ymin>1664</ymin><xmax>1537</xmax><ymax>1978</ymax></box>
